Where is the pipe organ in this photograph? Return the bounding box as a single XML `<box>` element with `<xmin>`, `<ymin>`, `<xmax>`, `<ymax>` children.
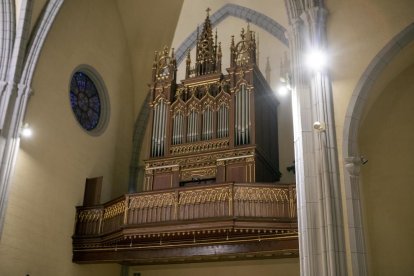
<box><xmin>73</xmin><ymin>10</ymin><xmax>297</xmax><ymax>265</ymax></box>
<box><xmin>145</xmin><ymin>12</ymin><xmax>280</xmax><ymax>191</ymax></box>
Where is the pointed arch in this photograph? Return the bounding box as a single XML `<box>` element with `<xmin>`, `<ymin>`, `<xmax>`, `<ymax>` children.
<box><xmin>342</xmin><ymin>22</ymin><xmax>414</xmax><ymax>276</ymax></box>
<box><xmin>175</xmin><ymin>4</ymin><xmax>288</xmax><ymax>65</ymax></box>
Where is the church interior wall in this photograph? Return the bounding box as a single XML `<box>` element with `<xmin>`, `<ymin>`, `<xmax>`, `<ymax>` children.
<box><xmin>0</xmin><ymin>0</ymin><xmax>136</xmax><ymax>274</ymax></box>
<box><xmin>327</xmin><ymin>1</ymin><xmax>414</xmax><ymax>273</ymax></box>
<box><xmin>359</xmin><ymin>60</ymin><xmax>414</xmax><ymax>276</ymax></box>
<box><xmin>129</xmin><ymin>258</ymin><xmax>299</xmax><ymax>276</ymax></box>
<box><xmin>0</xmin><ymin>0</ymin><xmax>413</xmax><ymax>275</ymax></box>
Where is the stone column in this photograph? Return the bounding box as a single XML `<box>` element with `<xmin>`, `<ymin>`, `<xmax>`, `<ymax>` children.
<box><xmin>286</xmin><ymin>2</ymin><xmax>347</xmax><ymax>275</ymax></box>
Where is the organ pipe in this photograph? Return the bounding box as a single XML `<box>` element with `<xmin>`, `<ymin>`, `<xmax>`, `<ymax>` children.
<box><xmin>202</xmin><ymin>108</ymin><xmax>213</xmax><ymax>140</ymax></box>
<box><xmin>151</xmin><ymin>100</ymin><xmax>168</xmax><ymax>157</ymax></box>
<box><xmin>173</xmin><ymin>112</ymin><xmax>184</xmax><ymax>144</ymax></box>
<box><xmin>235</xmin><ymin>84</ymin><xmax>250</xmax><ymax>146</ymax></box>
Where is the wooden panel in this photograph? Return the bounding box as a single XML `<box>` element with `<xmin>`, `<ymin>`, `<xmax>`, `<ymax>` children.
<box><xmin>153</xmin><ymin>174</ymin><xmax>173</xmax><ymax>190</ymax></box>
<box><xmin>83</xmin><ymin>177</ymin><xmax>102</xmax><ymax>206</ymax></box>
<box><xmin>226</xmin><ymin>165</ymin><xmax>246</xmax><ymax>182</ymax></box>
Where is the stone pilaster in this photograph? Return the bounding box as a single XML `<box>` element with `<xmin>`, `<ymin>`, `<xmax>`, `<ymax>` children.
<box><xmin>344</xmin><ymin>157</ymin><xmax>368</xmax><ymax>276</ymax></box>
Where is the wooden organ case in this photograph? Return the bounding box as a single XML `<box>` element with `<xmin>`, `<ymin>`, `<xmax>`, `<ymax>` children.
<box><xmin>145</xmin><ymin>15</ymin><xmax>280</xmax><ymax>191</ymax></box>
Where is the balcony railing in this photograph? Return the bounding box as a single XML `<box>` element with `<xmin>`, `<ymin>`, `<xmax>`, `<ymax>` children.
<box><xmin>73</xmin><ymin>183</ymin><xmax>297</xmax><ymax>264</ymax></box>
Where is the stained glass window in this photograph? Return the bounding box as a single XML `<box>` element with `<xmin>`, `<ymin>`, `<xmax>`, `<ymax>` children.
<box><xmin>70</xmin><ymin>72</ymin><xmax>101</xmax><ymax>131</ymax></box>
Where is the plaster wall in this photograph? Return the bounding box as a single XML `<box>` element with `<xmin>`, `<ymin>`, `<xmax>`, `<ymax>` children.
<box><xmin>0</xmin><ymin>0</ymin><xmax>135</xmax><ymax>274</ymax></box>
<box><xmin>328</xmin><ymin>0</ymin><xmax>414</xmax><ymax>163</ymax></box>
<box><xmin>326</xmin><ymin>1</ymin><xmax>414</xmax><ymax>273</ymax></box>
<box><xmin>130</xmin><ymin>258</ymin><xmax>299</xmax><ymax>276</ymax></box>
<box><xmin>359</xmin><ymin>63</ymin><xmax>414</xmax><ymax>276</ymax></box>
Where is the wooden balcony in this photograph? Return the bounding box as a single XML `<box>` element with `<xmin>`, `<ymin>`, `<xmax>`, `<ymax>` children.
<box><xmin>72</xmin><ymin>183</ymin><xmax>298</xmax><ymax>264</ymax></box>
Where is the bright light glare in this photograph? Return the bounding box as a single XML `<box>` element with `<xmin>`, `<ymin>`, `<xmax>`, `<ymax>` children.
<box><xmin>306</xmin><ymin>49</ymin><xmax>327</xmax><ymax>71</ymax></box>
<box><xmin>21</xmin><ymin>124</ymin><xmax>32</xmax><ymax>138</ymax></box>
<box><xmin>277</xmin><ymin>85</ymin><xmax>289</xmax><ymax>96</ymax></box>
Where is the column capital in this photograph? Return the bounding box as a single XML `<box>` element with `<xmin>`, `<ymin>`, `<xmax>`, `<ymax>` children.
<box><xmin>344</xmin><ymin>156</ymin><xmax>364</xmax><ymax>176</ymax></box>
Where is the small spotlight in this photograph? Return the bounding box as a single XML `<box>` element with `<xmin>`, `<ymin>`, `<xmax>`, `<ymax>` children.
<box><xmin>21</xmin><ymin>123</ymin><xmax>32</xmax><ymax>138</ymax></box>
<box><xmin>306</xmin><ymin>49</ymin><xmax>327</xmax><ymax>71</ymax></box>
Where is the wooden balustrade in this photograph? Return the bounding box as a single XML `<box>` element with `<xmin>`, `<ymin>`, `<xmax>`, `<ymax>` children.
<box><xmin>74</xmin><ymin>183</ymin><xmax>296</xmax><ymax>237</ymax></box>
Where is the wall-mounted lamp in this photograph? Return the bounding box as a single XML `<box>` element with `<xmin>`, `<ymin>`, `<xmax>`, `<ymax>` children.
<box><xmin>313</xmin><ymin>121</ymin><xmax>326</xmax><ymax>132</ymax></box>
<box><xmin>360</xmin><ymin>156</ymin><xmax>368</xmax><ymax>165</ymax></box>
<box><xmin>21</xmin><ymin>123</ymin><xmax>33</xmax><ymax>138</ymax></box>
<box><xmin>306</xmin><ymin>49</ymin><xmax>328</xmax><ymax>72</ymax></box>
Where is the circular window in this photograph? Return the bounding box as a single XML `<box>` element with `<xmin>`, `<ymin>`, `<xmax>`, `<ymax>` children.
<box><xmin>69</xmin><ymin>67</ymin><xmax>109</xmax><ymax>135</ymax></box>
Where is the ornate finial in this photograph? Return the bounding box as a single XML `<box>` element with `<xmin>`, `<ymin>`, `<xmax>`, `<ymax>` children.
<box><xmin>163</xmin><ymin>46</ymin><xmax>169</xmax><ymax>55</ymax></box>
<box><xmin>240</xmin><ymin>28</ymin><xmax>245</xmax><ymax>39</ymax></box>
<box><xmin>256</xmin><ymin>33</ymin><xmax>260</xmax><ymax>67</ymax></box>
<box><xmin>194</xmin><ymin>7</ymin><xmax>219</xmax><ymax>77</ymax></box>
<box><xmin>265</xmin><ymin>57</ymin><xmax>271</xmax><ymax>83</ymax></box>
<box><xmin>206</xmin><ymin>7</ymin><xmax>211</xmax><ymax>16</ymax></box>
<box><xmin>197</xmin><ymin>24</ymin><xmax>199</xmax><ymax>38</ymax></box>
<box><xmin>175</xmin><ymin>87</ymin><xmax>184</xmax><ymax>99</ymax></box>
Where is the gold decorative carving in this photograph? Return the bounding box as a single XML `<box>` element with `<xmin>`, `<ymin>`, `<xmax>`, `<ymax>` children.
<box><xmin>103</xmin><ymin>201</ymin><xmax>125</xmax><ymax>220</ymax></box>
<box><xmin>181</xmin><ymin>167</ymin><xmax>216</xmax><ymax>181</ymax></box>
<box><xmin>78</xmin><ymin>208</ymin><xmax>102</xmax><ymax>222</ymax></box>
<box><xmin>216</xmin><ymin>160</ymin><xmax>225</xmax><ymax>166</ymax></box>
<box><xmin>179</xmin><ymin>186</ymin><xmax>230</xmax><ymax>204</ymax></box>
<box><xmin>234</xmin><ymin>186</ymin><xmax>289</xmax><ymax>203</ymax></box>
<box><xmin>129</xmin><ymin>192</ymin><xmax>175</xmax><ymax>209</ymax></box>
<box><xmin>170</xmin><ymin>138</ymin><xmax>229</xmax><ymax>155</ymax></box>
<box><xmin>146</xmin><ymin>147</ymin><xmax>255</xmax><ymax>170</ymax></box>
<box><xmin>246</xmin><ymin>157</ymin><xmax>255</xmax><ymax>162</ymax></box>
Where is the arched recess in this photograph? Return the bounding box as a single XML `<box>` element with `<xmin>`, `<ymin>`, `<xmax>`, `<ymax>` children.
<box><xmin>342</xmin><ymin>22</ymin><xmax>414</xmax><ymax>276</ymax></box>
<box><xmin>128</xmin><ymin>4</ymin><xmax>289</xmax><ymax>191</ymax></box>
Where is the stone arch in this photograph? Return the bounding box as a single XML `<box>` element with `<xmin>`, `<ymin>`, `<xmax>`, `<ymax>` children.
<box><xmin>342</xmin><ymin>22</ymin><xmax>414</xmax><ymax>276</ymax></box>
<box><xmin>129</xmin><ymin>4</ymin><xmax>289</xmax><ymax>191</ymax></box>
<box><xmin>175</xmin><ymin>3</ymin><xmax>288</xmax><ymax>65</ymax></box>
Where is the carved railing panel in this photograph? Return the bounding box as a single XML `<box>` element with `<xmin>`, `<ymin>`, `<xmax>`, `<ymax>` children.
<box><xmin>102</xmin><ymin>199</ymin><xmax>125</xmax><ymax>234</ymax></box>
<box><xmin>178</xmin><ymin>185</ymin><xmax>231</xmax><ymax>220</ymax></box>
<box><xmin>127</xmin><ymin>191</ymin><xmax>176</xmax><ymax>224</ymax></box>
<box><xmin>75</xmin><ymin>207</ymin><xmax>103</xmax><ymax>236</ymax></box>
<box><xmin>234</xmin><ymin>186</ymin><xmax>291</xmax><ymax>218</ymax></box>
